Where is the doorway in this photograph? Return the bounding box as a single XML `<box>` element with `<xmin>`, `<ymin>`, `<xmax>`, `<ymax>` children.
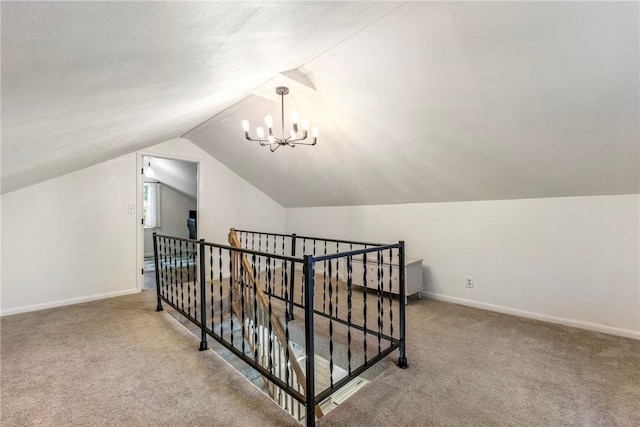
<box><xmin>138</xmin><ymin>155</ymin><xmax>199</xmax><ymax>290</ymax></box>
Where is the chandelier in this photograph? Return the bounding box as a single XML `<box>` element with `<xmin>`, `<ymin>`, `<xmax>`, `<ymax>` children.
<box><xmin>241</xmin><ymin>86</ymin><xmax>318</xmax><ymax>152</ymax></box>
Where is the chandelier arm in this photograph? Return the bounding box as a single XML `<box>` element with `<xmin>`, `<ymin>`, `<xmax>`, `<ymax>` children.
<box><xmin>288</xmin><ymin>135</ymin><xmax>308</xmax><ymax>143</ymax></box>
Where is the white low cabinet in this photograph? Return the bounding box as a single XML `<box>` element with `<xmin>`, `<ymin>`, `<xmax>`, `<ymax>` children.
<box><xmin>342</xmin><ymin>256</ymin><xmax>424</xmax><ymax>304</ymax></box>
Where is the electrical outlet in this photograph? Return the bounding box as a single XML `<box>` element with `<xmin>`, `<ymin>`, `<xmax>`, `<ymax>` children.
<box><xmin>466</xmin><ymin>276</ymin><xmax>474</xmax><ymax>288</ymax></box>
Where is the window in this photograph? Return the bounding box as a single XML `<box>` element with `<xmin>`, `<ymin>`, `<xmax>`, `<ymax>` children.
<box><xmin>143</xmin><ymin>183</ymin><xmax>161</xmax><ymax>229</ymax></box>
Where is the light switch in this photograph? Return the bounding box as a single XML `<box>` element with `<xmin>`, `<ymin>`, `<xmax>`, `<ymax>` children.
<box><xmin>128</xmin><ymin>204</ymin><xmax>135</xmax><ymax>214</ymax></box>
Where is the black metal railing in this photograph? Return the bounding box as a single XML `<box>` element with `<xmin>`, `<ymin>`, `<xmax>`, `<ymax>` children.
<box><xmin>153</xmin><ymin>229</ymin><xmax>407</xmax><ymax>427</ymax></box>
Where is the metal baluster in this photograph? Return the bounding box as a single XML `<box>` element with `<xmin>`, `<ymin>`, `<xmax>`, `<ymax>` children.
<box><xmin>240</xmin><ymin>255</ymin><xmax>246</xmax><ymax>354</ymax></box>
<box><xmin>335</xmin><ymin>243</ymin><xmax>340</xmax><ymax>320</ymax></box>
<box><xmin>283</xmin><ymin>258</ymin><xmax>290</xmax><ymax>388</ymax></box>
<box><xmin>267</xmin><ymin>256</ymin><xmax>273</xmax><ymax>376</ymax></box>
<box><xmin>162</xmin><ymin>237</ymin><xmax>168</xmax><ymax>302</ymax></box>
<box><xmin>174</xmin><ymin>239</ymin><xmax>179</xmax><ymax>307</ymax></box>
<box><xmin>210</xmin><ymin>243</ymin><xmax>214</xmax><ymax>330</ymax></box>
<box><xmin>187</xmin><ymin>241</ymin><xmax>192</xmax><ymax>316</ymax></box>
<box><xmin>347</xmin><ymin>255</ymin><xmax>352</xmax><ymax>375</ymax></box>
<box><xmin>272</xmin><ymin>234</ymin><xmax>277</xmax><ymax>260</ymax></box>
<box><xmin>187</xmin><ymin>239</ymin><xmax>196</xmax><ymax>324</ymax></box>
<box><xmin>273</xmin><ymin>237</ymin><xmax>279</xmax><ymax>297</ymax></box>
<box><xmin>173</xmin><ymin>238</ymin><xmax>178</xmax><ymax>305</ymax></box>
<box><xmin>171</xmin><ymin>239</ymin><xmax>177</xmax><ymax>305</ymax></box>
<box><xmin>362</xmin><ymin>252</ymin><xmax>367</xmax><ymax>364</ymax></box>
<box><xmin>190</xmin><ymin>241</ymin><xmax>196</xmax><ymax>319</ymax></box>
<box><xmin>323</xmin><ymin>241</ymin><xmax>327</xmax><ymax>314</ymax></box>
<box><xmin>171</xmin><ymin>239</ymin><xmax>175</xmax><ymax>306</ymax></box>
<box><xmin>229</xmin><ymin>249</ymin><xmax>234</xmax><ymax>347</ymax></box>
<box><xmin>377</xmin><ymin>250</ymin><xmax>382</xmax><ymax>355</ymax></box>
<box><xmin>328</xmin><ymin>259</ymin><xmax>334</xmax><ymax>388</ymax></box>
<box><xmin>301</xmin><ymin>239</ymin><xmax>307</xmax><ymax>304</ymax></box>
<box><xmin>252</xmin><ymin>254</ymin><xmax>259</xmax><ymax>362</ymax></box>
<box><xmin>188</xmin><ymin>241</ymin><xmax>194</xmax><ymax>319</ymax></box>
<box><xmin>258</xmin><ymin>234</ymin><xmax>263</xmax><ymax>291</ymax></box>
<box><xmin>162</xmin><ymin>237</ymin><xmax>168</xmax><ymax>301</ymax></box>
<box><xmin>288</xmin><ymin>234</ymin><xmax>296</xmax><ymax>321</ymax></box>
<box><xmin>219</xmin><ymin>247</ymin><xmax>223</xmax><ymax>337</ymax></box>
<box><xmin>180</xmin><ymin>241</ymin><xmax>186</xmax><ymax>314</ymax></box>
<box><xmin>158</xmin><ymin>237</ymin><xmax>169</xmax><ymax>298</ymax></box>
<box><xmin>389</xmin><ymin>248</ymin><xmax>393</xmax><ymax>337</ymax></box>
<box><xmin>166</xmin><ymin>238</ymin><xmax>171</xmax><ymax>304</ymax></box>
<box><xmin>312</xmin><ymin>239</ymin><xmax>317</xmax><ymax>312</ymax></box>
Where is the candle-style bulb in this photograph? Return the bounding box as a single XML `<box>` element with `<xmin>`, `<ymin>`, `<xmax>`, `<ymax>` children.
<box><xmin>265</xmin><ymin>115</ymin><xmax>273</xmax><ymax>128</ymax></box>
<box><xmin>256</xmin><ymin>126</ymin><xmax>264</xmax><ymax>139</ymax></box>
<box><xmin>302</xmin><ymin>119</ymin><xmax>309</xmax><ymax>131</ymax></box>
<box><xmin>241</xmin><ymin>120</ymin><xmax>250</xmax><ymax>132</ymax></box>
<box><xmin>312</xmin><ymin>127</ymin><xmax>319</xmax><ymax>137</ymax></box>
<box><xmin>291</xmin><ymin>110</ymin><xmax>299</xmax><ymax>124</ymax></box>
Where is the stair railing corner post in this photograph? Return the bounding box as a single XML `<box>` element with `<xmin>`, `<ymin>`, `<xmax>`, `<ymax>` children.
<box><xmin>198</xmin><ymin>238</ymin><xmax>208</xmax><ymax>351</ymax></box>
<box><xmin>303</xmin><ymin>255</ymin><xmax>316</xmax><ymax>427</ymax></box>
<box><xmin>288</xmin><ymin>233</ymin><xmax>297</xmax><ymax>321</ymax></box>
<box><xmin>153</xmin><ymin>232</ymin><xmax>163</xmax><ymax>312</ymax></box>
<box><xmin>397</xmin><ymin>241</ymin><xmax>408</xmax><ymax>368</ymax></box>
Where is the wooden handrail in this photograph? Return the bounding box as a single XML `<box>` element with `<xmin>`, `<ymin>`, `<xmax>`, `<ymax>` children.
<box><xmin>228</xmin><ymin>229</ymin><xmax>323</xmax><ymax>420</ymax></box>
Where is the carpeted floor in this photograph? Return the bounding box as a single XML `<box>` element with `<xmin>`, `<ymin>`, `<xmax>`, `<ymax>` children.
<box><xmin>0</xmin><ymin>289</ymin><xmax>298</xmax><ymax>427</ymax></box>
<box><xmin>1</xmin><ymin>287</ymin><xmax>638</xmax><ymax>426</ymax></box>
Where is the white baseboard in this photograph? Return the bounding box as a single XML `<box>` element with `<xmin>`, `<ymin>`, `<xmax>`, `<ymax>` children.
<box><xmin>0</xmin><ymin>288</ymin><xmax>141</xmax><ymax>317</ymax></box>
<box><xmin>422</xmin><ymin>291</ymin><xmax>640</xmax><ymax>340</ymax></box>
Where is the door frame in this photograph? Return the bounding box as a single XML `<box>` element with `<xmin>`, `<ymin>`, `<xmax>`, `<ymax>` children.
<box><xmin>136</xmin><ymin>152</ymin><xmax>200</xmax><ymax>292</ymax></box>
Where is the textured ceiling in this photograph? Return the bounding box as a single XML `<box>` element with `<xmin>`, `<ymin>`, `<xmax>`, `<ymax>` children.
<box><xmin>2</xmin><ymin>2</ymin><xmax>638</xmax><ymax>208</ymax></box>
<box><xmin>187</xmin><ymin>1</ymin><xmax>639</xmax><ymax>207</ymax></box>
<box><xmin>1</xmin><ymin>1</ymin><xmax>399</xmax><ymax>193</ymax></box>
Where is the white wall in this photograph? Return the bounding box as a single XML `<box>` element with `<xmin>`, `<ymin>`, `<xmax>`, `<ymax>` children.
<box><xmin>286</xmin><ymin>194</ymin><xmax>640</xmax><ymax>338</ymax></box>
<box><xmin>1</xmin><ymin>155</ymin><xmax>139</xmax><ymax>314</ymax></box>
<box><xmin>1</xmin><ymin>138</ymin><xmax>285</xmax><ymax>315</ymax></box>
<box><xmin>143</xmin><ymin>184</ymin><xmax>196</xmax><ymax>256</ymax></box>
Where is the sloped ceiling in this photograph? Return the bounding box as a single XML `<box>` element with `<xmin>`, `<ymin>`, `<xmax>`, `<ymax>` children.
<box><xmin>186</xmin><ymin>1</ymin><xmax>639</xmax><ymax>207</ymax></box>
<box><xmin>1</xmin><ymin>1</ymin><xmax>400</xmax><ymax>194</ymax></box>
<box><xmin>2</xmin><ymin>2</ymin><xmax>638</xmax><ymax>208</ymax></box>
<box><xmin>143</xmin><ymin>156</ymin><xmax>197</xmax><ymax>201</ymax></box>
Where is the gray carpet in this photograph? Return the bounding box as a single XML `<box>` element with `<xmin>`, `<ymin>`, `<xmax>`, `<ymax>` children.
<box><xmin>0</xmin><ymin>289</ymin><xmax>298</xmax><ymax>427</ymax></box>
<box><xmin>321</xmin><ymin>300</ymin><xmax>640</xmax><ymax>427</ymax></box>
<box><xmin>2</xmin><ymin>288</ymin><xmax>638</xmax><ymax>426</ymax></box>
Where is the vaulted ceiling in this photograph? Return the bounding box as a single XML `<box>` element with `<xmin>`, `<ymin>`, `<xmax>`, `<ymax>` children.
<box><xmin>2</xmin><ymin>1</ymin><xmax>638</xmax><ymax>207</ymax></box>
